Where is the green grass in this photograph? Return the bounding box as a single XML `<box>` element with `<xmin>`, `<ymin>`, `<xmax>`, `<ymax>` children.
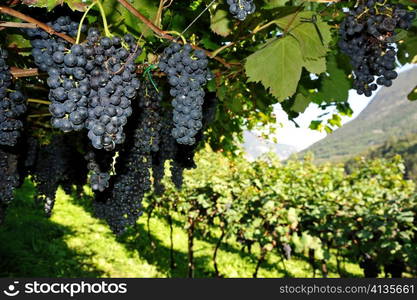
<box><xmin>0</xmin><ymin>180</ymin><xmax>363</xmax><ymax>278</ymax></box>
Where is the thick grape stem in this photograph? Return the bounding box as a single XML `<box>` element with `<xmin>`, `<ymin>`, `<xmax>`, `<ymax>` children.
<box><xmin>75</xmin><ymin>2</ymin><xmax>97</xmax><ymax>44</ymax></box>
<box><xmin>0</xmin><ymin>6</ymin><xmax>75</xmax><ymax>44</ymax></box>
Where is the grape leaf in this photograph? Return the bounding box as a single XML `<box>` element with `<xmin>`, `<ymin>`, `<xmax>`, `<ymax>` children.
<box><xmin>311</xmin><ymin>53</ymin><xmax>351</xmax><ymax>103</ymax></box>
<box><xmin>291</xmin><ymin>93</ymin><xmax>310</xmax><ymax>113</ymax></box>
<box><xmin>275</xmin><ymin>11</ymin><xmax>331</xmax><ymax>60</ymax></box>
<box><xmin>304</xmin><ymin>57</ymin><xmax>326</xmax><ymax>74</ymax></box>
<box><xmin>102</xmin><ymin>0</ymin><xmax>158</xmax><ymax>38</ymax></box>
<box><xmin>210</xmin><ymin>10</ymin><xmax>232</xmax><ymax>37</ymax></box>
<box><xmin>245</xmin><ymin>36</ymin><xmax>303</xmax><ymax>101</ymax></box>
<box><xmin>397</xmin><ymin>27</ymin><xmax>417</xmax><ymax>65</ymax></box>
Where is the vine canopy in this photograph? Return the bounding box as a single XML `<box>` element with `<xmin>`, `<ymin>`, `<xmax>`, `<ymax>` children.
<box><xmin>1</xmin><ymin>0</ymin><xmax>417</xmax><ymax>152</ymax></box>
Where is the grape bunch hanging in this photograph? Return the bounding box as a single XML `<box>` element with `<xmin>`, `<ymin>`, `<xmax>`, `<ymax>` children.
<box><xmin>339</xmin><ymin>0</ymin><xmax>416</xmax><ymax>97</ymax></box>
<box><xmin>0</xmin><ymin>47</ymin><xmax>26</xmax><ymax>224</ymax></box>
<box><xmin>26</xmin><ymin>19</ymin><xmax>141</xmax><ymax>151</ymax></box>
<box><xmin>159</xmin><ymin>43</ymin><xmax>212</xmax><ymax>145</ymax></box>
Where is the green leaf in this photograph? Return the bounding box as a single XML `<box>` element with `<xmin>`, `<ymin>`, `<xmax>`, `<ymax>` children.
<box><xmin>245</xmin><ymin>36</ymin><xmax>303</xmax><ymax>101</ymax></box>
<box><xmin>304</xmin><ymin>57</ymin><xmax>326</xmax><ymax>74</ymax></box>
<box><xmin>275</xmin><ymin>11</ymin><xmax>331</xmax><ymax>60</ymax></box>
<box><xmin>312</xmin><ymin>53</ymin><xmax>351</xmax><ymax>103</ymax></box>
<box><xmin>408</xmin><ymin>85</ymin><xmax>417</xmax><ymax>101</ymax></box>
<box><xmin>210</xmin><ymin>10</ymin><xmax>232</xmax><ymax>37</ymax></box>
<box><xmin>291</xmin><ymin>93</ymin><xmax>310</xmax><ymax>113</ymax></box>
<box><xmin>397</xmin><ymin>27</ymin><xmax>417</xmax><ymax>64</ymax></box>
<box><xmin>262</xmin><ymin>0</ymin><xmax>289</xmax><ymax>9</ymax></box>
<box><xmin>102</xmin><ymin>0</ymin><xmax>158</xmax><ymax>38</ymax></box>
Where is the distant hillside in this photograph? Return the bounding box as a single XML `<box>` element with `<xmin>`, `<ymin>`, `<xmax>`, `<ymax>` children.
<box><xmin>304</xmin><ymin>67</ymin><xmax>417</xmax><ymax>162</ymax></box>
<box><xmin>346</xmin><ymin>133</ymin><xmax>417</xmax><ymax>182</ymax></box>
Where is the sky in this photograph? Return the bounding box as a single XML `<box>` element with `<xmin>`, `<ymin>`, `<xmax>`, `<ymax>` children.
<box><xmin>271</xmin><ymin>64</ymin><xmax>415</xmax><ymax>151</ymax></box>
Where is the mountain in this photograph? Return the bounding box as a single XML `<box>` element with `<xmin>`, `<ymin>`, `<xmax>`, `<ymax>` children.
<box><xmin>243</xmin><ymin>131</ymin><xmax>297</xmax><ymax>160</ymax></box>
<box><xmin>345</xmin><ymin>133</ymin><xmax>417</xmax><ymax>182</ymax></box>
<box><xmin>304</xmin><ymin>67</ymin><xmax>417</xmax><ymax>162</ymax></box>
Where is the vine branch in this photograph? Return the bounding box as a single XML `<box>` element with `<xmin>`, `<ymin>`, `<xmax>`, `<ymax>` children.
<box><xmin>0</xmin><ymin>21</ymin><xmax>36</xmax><ymax>28</ymax></box>
<box><xmin>0</xmin><ymin>6</ymin><xmax>75</xmax><ymax>44</ymax></box>
<box><xmin>10</xmin><ymin>67</ymin><xmax>39</xmax><ymax>78</ymax></box>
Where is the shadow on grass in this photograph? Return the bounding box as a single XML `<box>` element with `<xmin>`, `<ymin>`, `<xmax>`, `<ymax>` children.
<box><xmin>68</xmin><ymin>195</ymin><xmax>299</xmax><ymax>277</ymax></box>
<box><xmin>117</xmin><ymin>223</ymin><xmax>214</xmax><ymax>278</ymax></box>
<box><xmin>68</xmin><ymin>189</ymin><xmax>214</xmax><ymax>277</ymax></box>
<box><xmin>0</xmin><ymin>180</ymin><xmax>103</xmax><ymax>277</ymax></box>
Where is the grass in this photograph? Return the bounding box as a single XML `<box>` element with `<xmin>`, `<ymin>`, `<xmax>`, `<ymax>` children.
<box><xmin>0</xmin><ymin>180</ymin><xmax>363</xmax><ymax>278</ymax></box>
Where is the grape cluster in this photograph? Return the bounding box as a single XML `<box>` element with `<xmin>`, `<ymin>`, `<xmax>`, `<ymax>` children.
<box><xmin>0</xmin><ymin>48</ymin><xmax>12</xmax><ymax>99</ymax></box>
<box><xmin>26</xmin><ymin>17</ymin><xmax>89</xmax><ymax>132</ymax></box>
<box><xmin>27</xmin><ymin>18</ymin><xmax>141</xmax><ymax>150</ymax></box>
<box><xmin>85</xmin><ymin>150</ymin><xmax>113</xmax><ymax>192</ymax></box>
<box><xmin>159</xmin><ymin>43</ymin><xmax>212</xmax><ymax>145</ymax></box>
<box><xmin>83</xmin><ymin>29</ymin><xmax>141</xmax><ymax>150</ymax></box>
<box><xmin>93</xmin><ymin>87</ymin><xmax>157</xmax><ymax>234</ymax></box>
<box><xmin>32</xmin><ymin>135</ymin><xmax>87</xmax><ymax>217</ymax></box>
<box><xmin>0</xmin><ymin>48</ymin><xmax>27</xmax><ymax>147</ymax></box>
<box><xmin>227</xmin><ymin>0</ymin><xmax>256</xmax><ymax>21</ymax></box>
<box><xmin>137</xmin><ymin>80</ymin><xmax>163</xmax><ymax>153</ymax></box>
<box><xmin>339</xmin><ymin>0</ymin><xmax>416</xmax><ymax>97</ymax></box>
<box><xmin>0</xmin><ymin>147</ymin><xmax>20</xmax><ymax>225</ymax></box>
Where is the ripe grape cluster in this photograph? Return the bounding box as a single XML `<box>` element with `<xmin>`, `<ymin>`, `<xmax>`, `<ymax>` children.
<box><xmin>32</xmin><ymin>136</ymin><xmax>70</xmax><ymax>216</ymax></box>
<box><xmin>83</xmin><ymin>29</ymin><xmax>141</xmax><ymax>150</ymax></box>
<box><xmin>339</xmin><ymin>0</ymin><xmax>416</xmax><ymax>97</ymax></box>
<box><xmin>0</xmin><ymin>147</ymin><xmax>20</xmax><ymax>225</ymax></box>
<box><xmin>93</xmin><ymin>83</ymin><xmax>160</xmax><ymax>234</ymax></box>
<box><xmin>27</xmin><ymin>18</ymin><xmax>141</xmax><ymax>151</ymax></box>
<box><xmin>0</xmin><ymin>48</ymin><xmax>27</xmax><ymax>147</ymax></box>
<box><xmin>0</xmin><ymin>48</ymin><xmax>26</xmax><ymax>223</ymax></box>
<box><xmin>227</xmin><ymin>0</ymin><xmax>256</xmax><ymax>21</ymax></box>
<box><xmin>159</xmin><ymin>43</ymin><xmax>212</xmax><ymax>145</ymax></box>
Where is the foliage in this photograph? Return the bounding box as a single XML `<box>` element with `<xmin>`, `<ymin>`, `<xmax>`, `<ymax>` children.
<box><xmin>0</xmin><ymin>179</ymin><xmax>364</xmax><ymax>278</ymax></box>
<box><xmin>1</xmin><ymin>0</ymin><xmax>416</xmax><ymax>153</ymax></box>
<box><xmin>347</xmin><ymin>132</ymin><xmax>417</xmax><ymax>183</ymax></box>
<box><xmin>145</xmin><ymin>148</ymin><xmax>417</xmax><ymax>277</ymax></box>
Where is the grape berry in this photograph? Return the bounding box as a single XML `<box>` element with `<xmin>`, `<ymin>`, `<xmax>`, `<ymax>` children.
<box><xmin>227</xmin><ymin>0</ymin><xmax>256</xmax><ymax>21</ymax></box>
